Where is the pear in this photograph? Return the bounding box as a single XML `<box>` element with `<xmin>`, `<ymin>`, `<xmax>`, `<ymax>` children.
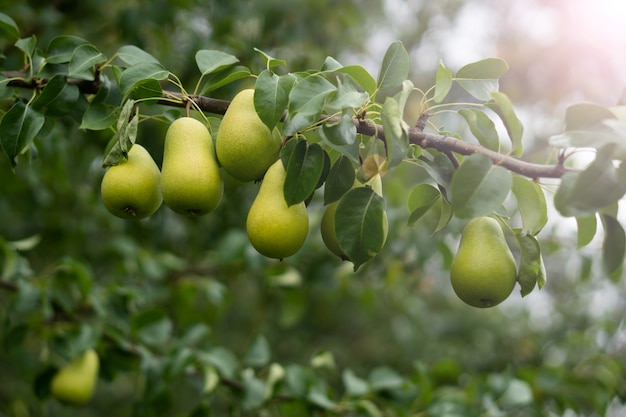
<box><xmin>216</xmin><ymin>89</ymin><xmax>282</xmax><ymax>182</ymax></box>
<box><xmin>101</xmin><ymin>144</ymin><xmax>162</xmax><ymax>219</ymax></box>
<box><xmin>50</xmin><ymin>348</ymin><xmax>99</xmax><ymax>406</ymax></box>
<box><xmin>320</xmin><ymin>201</ymin><xmax>347</xmax><ymax>259</ymax></box>
<box><xmin>161</xmin><ymin>117</ymin><xmax>223</xmax><ymax>216</ymax></box>
<box><xmin>450</xmin><ymin>216</ymin><xmax>517</xmax><ymax>308</ymax></box>
<box><xmin>246</xmin><ymin>159</ymin><xmax>309</xmax><ymax>259</ymax></box>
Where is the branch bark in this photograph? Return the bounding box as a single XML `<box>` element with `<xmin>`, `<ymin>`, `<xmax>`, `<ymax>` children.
<box><xmin>4</xmin><ymin>71</ymin><xmax>570</xmax><ymax>179</ymax></box>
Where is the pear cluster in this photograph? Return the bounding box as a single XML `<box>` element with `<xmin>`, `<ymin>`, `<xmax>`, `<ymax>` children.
<box><xmin>100</xmin><ymin>89</ymin><xmax>311</xmax><ymax>259</ymax></box>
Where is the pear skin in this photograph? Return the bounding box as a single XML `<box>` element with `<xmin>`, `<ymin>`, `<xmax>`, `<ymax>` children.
<box><xmin>101</xmin><ymin>144</ymin><xmax>162</xmax><ymax>219</ymax></box>
<box><xmin>320</xmin><ymin>201</ymin><xmax>347</xmax><ymax>259</ymax></box>
<box><xmin>50</xmin><ymin>349</ymin><xmax>99</xmax><ymax>406</ymax></box>
<box><xmin>216</xmin><ymin>89</ymin><xmax>282</xmax><ymax>182</ymax></box>
<box><xmin>450</xmin><ymin>216</ymin><xmax>517</xmax><ymax>308</ymax></box>
<box><xmin>161</xmin><ymin>117</ymin><xmax>223</xmax><ymax>216</ymax></box>
<box><xmin>246</xmin><ymin>159</ymin><xmax>309</xmax><ymax>259</ymax></box>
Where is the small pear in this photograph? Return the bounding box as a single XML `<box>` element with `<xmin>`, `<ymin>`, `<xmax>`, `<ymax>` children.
<box><xmin>320</xmin><ymin>201</ymin><xmax>347</xmax><ymax>259</ymax></box>
<box><xmin>246</xmin><ymin>159</ymin><xmax>309</xmax><ymax>259</ymax></box>
<box><xmin>101</xmin><ymin>144</ymin><xmax>162</xmax><ymax>219</ymax></box>
<box><xmin>450</xmin><ymin>216</ymin><xmax>517</xmax><ymax>308</ymax></box>
<box><xmin>161</xmin><ymin>117</ymin><xmax>223</xmax><ymax>216</ymax></box>
<box><xmin>216</xmin><ymin>89</ymin><xmax>282</xmax><ymax>182</ymax></box>
<box><xmin>50</xmin><ymin>349</ymin><xmax>99</xmax><ymax>406</ymax></box>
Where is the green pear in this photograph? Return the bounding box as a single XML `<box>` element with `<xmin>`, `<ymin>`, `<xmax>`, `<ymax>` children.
<box><xmin>50</xmin><ymin>348</ymin><xmax>99</xmax><ymax>406</ymax></box>
<box><xmin>320</xmin><ymin>201</ymin><xmax>347</xmax><ymax>259</ymax></box>
<box><xmin>101</xmin><ymin>144</ymin><xmax>162</xmax><ymax>219</ymax></box>
<box><xmin>450</xmin><ymin>216</ymin><xmax>517</xmax><ymax>308</ymax></box>
<box><xmin>161</xmin><ymin>117</ymin><xmax>223</xmax><ymax>216</ymax></box>
<box><xmin>246</xmin><ymin>159</ymin><xmax>309</xmax><ymax>259</ymax></box>
<box><xmin>216</xmin><ymin>89</ymin><xmax>282</xmax><ymax>182</ymax></box>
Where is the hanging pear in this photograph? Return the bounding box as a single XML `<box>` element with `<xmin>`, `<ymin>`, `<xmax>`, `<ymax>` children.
<box><xmin>161</xmin><ymin>117</ymin><xmax>223</xmax><ymax>216</ymax></box>
<box><xmin>215</xmin><ymin>89</ymin><xmax>282</xmax><ymax>182</ymax></box>
<box><xmin>450</xmin><ymin>216</ymin><xmax>517</xmax><ymax>308</ymax></box>
<box><xmin>50</xmin><ymin>348</ymin><xmax>99</xmax><ymax>406</ymax></box>
<box><xmin>246</xmin><ymin>159</ymin><xmax>309</xmax><ymax>259</ymax></box>
<box><xmin>101</xmin><ymin>144</ymin><xmax>162</xmax><ymax>219</ymax></box>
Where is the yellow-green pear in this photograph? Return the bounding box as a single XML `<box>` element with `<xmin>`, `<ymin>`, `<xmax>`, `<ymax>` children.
<box><xmin>101</xmin><ymin>144</ymin><xmax>162</xmax><ymax>219</ymax></box>
<box><xmin>161</xmin><ymin>117</ymin><xmax>223</xmax><ymax>216</ymax></box>
<box><xmin>216</xmin><ymin>89</ymin><xmax>282</xmax><ymax>182</ymax></box>
<box><xmin>246</xmin><ymin>159</ymin><xmax>309</xmax><ymax>259</ymax></box>
<box><xmin>320</xmin><ymin>201</ymin><xmax>347</xmax><ymax>259</ymax></box>
<box><xmin>50</xmin><ymin>348</ymin><xmax>99</xmax><ymax>406</ymax></box>
<box><xmin>450</xmin><ymin>216</ymin><xmax>517</xmax><ymax>308</ymax></box>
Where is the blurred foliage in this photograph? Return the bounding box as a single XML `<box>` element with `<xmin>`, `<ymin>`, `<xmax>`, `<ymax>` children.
<box><xmin>1</xmin><ymin>1</ymin><xmax>625</xmax><ymax>416</ymax></box>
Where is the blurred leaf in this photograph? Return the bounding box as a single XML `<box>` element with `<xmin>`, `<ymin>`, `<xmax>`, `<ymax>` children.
<box><xmin>516</xmin><ymin>233</ymin><xmax>546</xmax><ymax>296</ymax></box>
<box><xmin>241</xmin><ymin>369</ymin><xmax>267</xmax><ymax>410</ymax></box>
<box><xmin>455</xmin><ymin>58</ymin><xmax>508</xmax><ymax>101</ymax></box>
<box><xmin>198</xmin><ymin>347</ymin><xmax>239</xmax><ymax>379</ymax></box>
<box><xmin>512</xmin><ymin>176</ymin><xmax>548</xmax><ymax>235</ymax></box>
<box><xmin>116</xmin><ymin>44</ymin><xmax>160</xmax><ymax>65</ymax></box>
<box><xmin>335</xmin><ymin>187</ymin><xmax>387</xmax><ymax>270</ymax></box>
<box><xmin>324</xmin><ymin>155</ymin><xmax>356</xmax><ymax>204</ymax></box>
<box><xmin>368</xmin><ymin>366</ymin><xmax>404</xmax><ymax>391</ymax></box>
<box><xmin>244</xmin><ymin>334</ymin><xmax>271</xmax><ymax>368</ymax></box>
<box><xmin>434</xmin><ymin>61</ymin><xmax>453</xmax><ymax>103</ymax></box>
<box><xmin>132</xmin><ymin>309</ymin><xmax>173</xmax><ymax>347</ymax></box>
<box><xmin>310</xmin><ymin>350</ymin><xmax>336</xmax><ymax>371</ymax></box>
<box><xmin>32</xmin><ymin>75</ymin><xmax>80</xmax><ymax>116</ymax></box>
<box><xmin>80</xmin><ymin>102</ymin><xmax>118</xmax><ymax>130</ymax></box>
<box><xmin>419</xmin><ymin>151</ymin><xmax>456</xmax><ymax>197</ymax></box>
<box><xmin>450</xmin><ymin>153</ymin><xmax>512</xmax><ymax>219</ymax></box>
<box><xmin>376</xmin><ymin>41</ymin><xmax>409</xmax><ymax>93</ymax></box>
<box><xmin>264</xmin><ymin>363</ymin><xmax>286</xmax><ymax>400</ymax></box>
<box><xmin>458</xmin><ymin>108</ymin><xmax>500</xmax><ymax>152</ymax></box>
<box><xmin>499</xmin><ymin>378</ymin><xmax>534</xmax><ymax>407</ymax></box>
<box><xmin>336</xmin><ymin>65</ymin><xmax>377</xmax><ymax>95</ymax></box>
<box><xmin>0</xmin><ymin>101</ymin><xmax>45</xmax><ymax>168</ymax></box>
<box><xmin>576</xmin><ymin>215</ymin><xmax>597</xmax><ymax>248</ymax></box>
<box><xmin>0</xmin><ymin>13</ymin><xmax>19</xmax><ymax>39</ymax></box>
<box><xmin>319</xmin><ymin>113</ymin><xmax>359</xmax><ymax>163</ymax></box>
<box><xmin>45</xmin><ymin>35</ymin><xmax>89</xmax><ymax>64</ymax></box>
<box><xmin>600</xmin><ymin>214</ymin><xmax>625</xmax><ymax>275</ymax></box>
<box><xmin>343</xmin><ymin>369</ymin><xmax>370</xmax><ymax>397</ymax></box>
<box><xmin>255</xmin><ymin>70</ymin><xmax>295</xmax><ymax>130</ymax></box>
<box><xmin>307</xmin><ymin>381</ymin><xmax>337</xmax><ymax>411</ymax></box>
<box><xmin>564</xmin><ymin>102</ymin><xmax>616</xmax><ymax>132</ymax></box>
<box><xmin>407</xmin><ymin>183</ymin><xmax>441</xmax><ymax>226</ymax></box>
<box><xmin>281</xmin><ymin>139</ymin><xmax>325</xmax><ymax>205</ymax></box>
<box><xmin>195</xmin><ymin>49</ymin><xmax>239</xmax><ymax>75</ymax></box>
<box><xmin>69</xmin><ymin>44</ymin><xmax>106</xmax><ymax>80</ymax></box>
<box><xmin>381</xmin><ymin>96</ymin><xmax>409</xmax><ymax>168</ymax></box>
<box><xmin>486</xmin><ymin>92</ymin><xmax>523</xmax><ymax>156</ymax></box>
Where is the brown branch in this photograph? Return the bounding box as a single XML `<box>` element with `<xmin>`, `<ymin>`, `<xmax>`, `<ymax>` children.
<box><xmin>4</xmin><ymin>71</ymin><xmax>571</xmax><ymax>179</ymax></box>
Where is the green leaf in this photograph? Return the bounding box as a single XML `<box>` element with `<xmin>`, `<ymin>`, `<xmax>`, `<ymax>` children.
<box><xmin>195</xmin><ymin>49</ymin><xmax>239</xmax><ymax>75</ymax></box>
<box><xmin>516</xmin><ymin>233</ymin><xmax>546</xmax><ymax>296</ymax></box>
<box><xmin>326</xmin><ymin>76</ymin><xmax>370</xmax><ymax>113</ymax></box>
<box><xmin>241</xmin><ymin>369</ymin><xmax>267</xmax><ymax>411</ymax></box>
<box><xmin>119</xmin><ymin>62</ymin><xmax>169</xmax><ymax>98</ymax></box>
<box><xmin>45</xmin><ymin>35</ymin><xmax>89</xmax><ymax>64</ymax></box>
<box><xmin>281</xmin><ymin>139</ymin><xmax>325</xmax><ymax>205</ymax></box>
<box><xmin>600</xmin><ymin>214</ymin><xmax>625</xmax><ymax>275</ymax></box>
<box><xmin>407</xmin><ymin>184</ymin><xmax>441</xmax><ymax>226</ymax></box>
<box><xmin>368</xmin><ymin>366</ymin><xmax>404</xmax><ymax>391</ymax></box>
<box><xmin>244</xmin><ymin>334</ymin><xmax>271</xmax><ymax>367</ymax></box>
<box><xmin>450</xmin><ymin>153</ymin><xmax>512</xmax><ymax>219</ymax></box>
<box><xmin>253</xmin><ymin>47</ymin><xmax>286</xmax><ymax>68</ymax></box>
<box><xmin>198</xmin><ymin>346</ymin><xmax>239</xmax><ymax>379</ymax></box>
<box><xmin>102</xmin><ymin>100</ymin><xmax>137</xmax><ymax>167</ymax></box>
<box><xmin>319</xmin><ymin>113</ymin><xmax>359</xmax><ymax>163</ymax></box>
<box><xmin>342</xmin><ymin>369</ymin><xmax>370</xmax><ymax>397</ymax></box>
<box><xmin>69</xmin><ymin>44</ymin><xmax>107</xmax><ymax>80</ymax></box>
<box><xmin>80</xmin><ymin>102</ymin><xmax>118</xmax><ymax>130</ymax></box>
<box><xmin>255</xmin><ymin>70</ymin><xmax>295</xmax><ymax>130</ymax></box>
<box><xmin>321</xmin><ymin>56</ymin><xmax>343</xmax><ymax>71</ymax></box>
<box><xmin>434</xmin><ymin>61</ymin><xmax>453</xmax><ymax>103</ymax></box>
<box><xmin>511</xmin><ymin>176</ymin><xmax>548</xmax><ymax>235</ymax></box>
<box><xmin>336</xmin><ymin>65</ymin><xmax>377</xmax><ymax>95</ymax></box>
<box><xmin>455</xmin><ymin>58</ymin><xmax>508</xmax><ymax>101</ymax></box>
<box><xmin>381</xmin><ymin>97</ymin><xmax>409</xmax><ymax>168</ymax></box>
<box><xmin>284</xmin><ymin>75</ymin><xmax>336</xmax><ymax>135</ymax></box>
<box><xmin>486</xmin><ymin>92</ymin><xmax>523</xmax><ymax>156</ymax></box>
<box><xmin>307</xmin><ymin>382</ymin><xmax>337</xmax><ymax>411</ymax></box>
<box><xmin>32</xmin><ymin>75</ymin><xmax>80</xmax><ymax>116</ymax></box>
<box><xmin>376</xmin><ymin>41</ymin><xmax>409</xmax><ymax>93</ymax></box>
<box><xmin>324</xmin><ymin>155</ymin><xmax>356</xmax><ymax>204</ymax></box>
<box><xmin>131</xmin><ymin>309</ymin><xmax>173</xmax><ymax>347</ymax></box>
<box><xmin>554</xmin><ymin>145</ymin><xmax>626</xmax><ymax>217</ymax></box>
<box><xmin>549</xmin><ymin>103</ymin><xmax>621</xmax><ymax>150</ymax></box>
<box><xmin>458</xmin><ymin>108</ymin><xmax>500</xmax><ymax>152</ymax></box>
<box><xmin>15</xmin><ymin>36</ymin><xmax>37</xmax><ymax>58</ymax></box>
<box><xmin>116</xmin><ymin>45</ymin><xmax>160</xmax><ymax>65</ymax></box>
<box><xmin>335</xmin><ymin>187</ymin><xmax>387</xmax><ymax>270</ymax></box>
<box><xmin>0</xmin><ymin>13</ymin><xmax>20</xmax><ymax>39</ymax></box>
<box><xmin>576</xmin><ymin>215</ymin><xmax>597</xmax><ymax>248</ymax></box>
<box><xmin>199</xmin><ymin>65</ymin><xmax>251</xmax><ymax>94</ymax></box>
<box><xmin>0</xmin><ymin>102</ymin><xmax>45</xmax><ymax>167</ymax></box>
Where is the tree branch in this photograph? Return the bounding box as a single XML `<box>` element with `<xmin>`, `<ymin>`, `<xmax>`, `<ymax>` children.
<box><xmin>4</xmin><ymin>71</ymin><xmax>571</xmax><ymax>179</ymax></box>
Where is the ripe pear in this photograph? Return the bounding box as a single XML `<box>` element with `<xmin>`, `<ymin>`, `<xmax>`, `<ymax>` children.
<box><xmin>161</xmin><ymin>117</ymin><xmax>223</xmax><ymax>216</ymax></box>
<box><xmin>216</xmin><ymin>89</ymin><xmax>282</xmax><ymax>182</ymax></box>
<box><xmin>50</xmin><ymin>348</ymin><xmax>99</xmax><ymax>406</ymax></box>
<box><xmin>450</xmin><ymin>216</ymin><xmax>517</xmax><ymax>308</ymax></box>
<box><xmin>246</xmin><ymin>159</ymin><xmax>309</xmax><ymax>259</ymax></box>
<box><xmin>101</xmin><ymin>144</ymin><xmax>162</xmax><ymax>219</ymax></box>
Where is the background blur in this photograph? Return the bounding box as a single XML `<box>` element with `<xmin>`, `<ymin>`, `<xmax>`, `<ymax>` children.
<box><xmin>1</xmin><ymin>0</ymin><xmax>625</xmax><ymax>416</ymax></box>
